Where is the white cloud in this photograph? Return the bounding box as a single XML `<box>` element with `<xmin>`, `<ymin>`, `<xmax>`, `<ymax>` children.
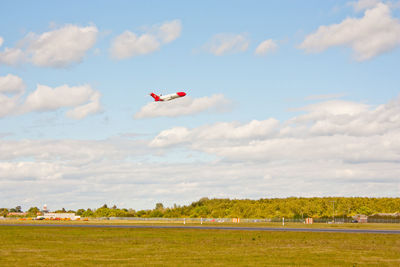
<box><xmin>0</xmin><ymin>74</ymin><xmax>25</xmax><ymax>94</ymax></box>
<box><xmin>22</xmin><ymin>84</ymin><xmax>101</xmax><ymax>118</ymax></box>
<box><xmin>299</xmin><ymin>3</ymin><xmax>400</xmax><ymax>61</ymax></box>
<box><xmin>0</xmin><ymin>74</ymin><xmax>25</xmax><ymax>117</ymax></box>
<box><xmin>157</xmin><ymin>19</ymin><xmax>182</xmax><ymax>43</ymax></box>
<box><xmin>0</xmin><ymin>94</ymin><xmax>19</xmax><ymax>118</ymax></box>
<box><xmin>203</xmin><ymin>34</ymin><xmax>249</xmax><ymax>55</ymax></box>
<box><xmin>134</xmin><ymin>94</ymin><xmax>233</xmax><ymax>119</ymax></box>
<box><xmin>350</xmin><ymin>0</ymin><xmax>380</xmax><ymax>12</ymax></box>
<box><xmin>2</xmin><ymin>95</ymin><xmax>400</xmax><ymax>209</ymax></box>
<box><xmin>149</xmin><ymin>127</ymin><xmax>191</xmax><ymax>147</ymax></box>
<box><xmin>0</xmin><ymin>75</ymin><xmax>101</xmax><ymax>119</ymax></box>
<box><xmin>110</xmin><ymin>32</ymin><xmax>160</xmax><ymax>59</ymax></box>
<box><xmin>150</xmin><ymin>95</ymin><xmax>400</xmax><ymax>163</ymax></box>
<box><xmin>0</xmin><ymin>47</ymin><xmax>25</xmax><ymax>66</ymax></box>
<box><xmin>255</xmin><ymin>39</ymin><xmax>278</xmax><ymax>56</ymax></box>
<box><xmin>27</xmin><ymin>25</ymin><xmax>98</xmax><ymax>67</ymax></box>
<box><xmin>0</xmin><ymin>36</ymin><xmax>3</xmax><ymax>47</ymax></box>
<box><xmin>150</xmin><ymin>119</ymin><xmax>279</xmax><ymax>148</ymax></box>
<box><xmin>110</xmin><ymin>20</ymin><xmax>181</xmax><ymax>59</ymax></box>
<box><xmin>0</xmin><ymin>24</ymin><xmax>98</xmax><ymax>67</ymax></box>
<box><xmin>66</xmin><ymin>91</ymin><xmax>102</xmax><ymax>119</ymax></box>
<box><xmin>0</xmin><ymin>139</ymin><xmax>144</xmax><ymax>163</ymax></box>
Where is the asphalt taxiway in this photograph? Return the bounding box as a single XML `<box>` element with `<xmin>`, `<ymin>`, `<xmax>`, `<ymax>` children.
<box><xmin>1</xmin><ymin>224</ymin><xmax>400</xmax><ymax>234</ymax></box>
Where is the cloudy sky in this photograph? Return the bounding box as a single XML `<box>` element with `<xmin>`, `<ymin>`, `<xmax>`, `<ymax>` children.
<box><xmin>1</xmin><ymin>0</ymin><xmax>400</xmax><ymax>210</ymax></box>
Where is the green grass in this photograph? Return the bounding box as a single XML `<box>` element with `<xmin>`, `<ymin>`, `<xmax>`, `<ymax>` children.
<box><xmin>0</xmin><ymin>225</ymin><xmax>399</xmax><ymax>266</ymax></box>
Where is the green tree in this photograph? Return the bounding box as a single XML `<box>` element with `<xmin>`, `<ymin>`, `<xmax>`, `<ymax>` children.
<box><xmin>10</xmin><ymin>206</ymin><xmax>22</xmax><ymax>213</ymax></box>
<box><xmin>64</xmin><ymin>197</ymin><xmax>400</xmax><ymax>219</ymax></box>
<box><xmin>27</xmin><ymin>207</ymin><xmax>40</xmax><ymax>217</ymax></box>
<box><xmin>76</xmin><ymin>209</ymin><xmax>86</xmax><ymax>216</ymax></box>
<box><xmin>55</xmin><ymin>208</ymin><xmax>67</xmax><ymax>213</ymax></box>
<box><xmin>82</xmin><ymin>209</ymin><xmax>94</xmax><ymax>217</ymax></box>
<box><xmin>94</xmin><ymin>207</ymin><xmax>111</xmax><ymax>217</ymax></box>
<box><xmin>0</xmin><ymin>208</ymin><xmax>9</xmax><ymax>217</ymax></box>
<box><xmin>356</xmin><ymin>206</ymin><xmax>373</xmax><ymax>216</ymax></box>
<box><xmin>155</xmin><ymin>203</ymin><xmax>164</xmax><ymax>210</ymax></box>
<box><xmin>149</xmin><ymin>209</ymin><xmax>163</xmax><ymax>217</ymax></box>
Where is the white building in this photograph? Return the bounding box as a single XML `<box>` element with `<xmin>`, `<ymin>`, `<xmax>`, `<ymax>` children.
<box><xmin>38</xmin><ymin>213</ymin><xmax>80</xmax><ymax>220</ymax></box>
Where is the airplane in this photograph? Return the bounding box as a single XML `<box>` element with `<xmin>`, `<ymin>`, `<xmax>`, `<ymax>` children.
<box><xmin>150</xmin><ymin>92</ymin><xmax>186</xmax><ymax>102</ymax></box>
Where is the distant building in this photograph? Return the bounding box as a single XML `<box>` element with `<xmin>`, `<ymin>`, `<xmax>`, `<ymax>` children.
<box><xmin>353</xmin><ymin>214</ymin><xmax>368</xmax><ymax>223</ymax></box>
<box><xmin>39</xmin><ymin>213</ymin><xmax>80</xmax><ymax>220</ymax></box>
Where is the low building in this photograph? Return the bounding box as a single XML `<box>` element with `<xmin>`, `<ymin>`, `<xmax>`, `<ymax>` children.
<box><xmin>38</xmin><ymin>213</ymin><xmax>80</xmax><ymax>220</ymax></box>
<box><xmin>353</xmin><ymin>214</ymin><xmax>368</xmax><ymax>223</ymax></box>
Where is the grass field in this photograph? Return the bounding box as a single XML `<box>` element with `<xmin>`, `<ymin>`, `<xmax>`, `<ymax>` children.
<box><xmin>1</xmin><ymin>225</ymin><xmax>399</xmax><ymax>266</ymax></box>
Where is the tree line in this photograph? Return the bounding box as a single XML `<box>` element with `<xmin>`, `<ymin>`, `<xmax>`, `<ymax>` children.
<box><xmin>2</xmin><ymin>197</ymin><xmax>400</xmax><ymax>219</ymax></box>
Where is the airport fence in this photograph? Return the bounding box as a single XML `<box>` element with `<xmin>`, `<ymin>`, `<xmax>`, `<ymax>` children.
<box><xmin>102</xmin><ymin>217</ymin><xmax>400</xmax><ymax>224</ymax></box>
<box><xmin>105</xmin><ymin>217</ymin><xmax>306</xmax><ymax>223</ymax></box>
<box><xmin>1</xmin><ymin>216</ymin><xmax>399</xmax><ymax>224</ymax></box>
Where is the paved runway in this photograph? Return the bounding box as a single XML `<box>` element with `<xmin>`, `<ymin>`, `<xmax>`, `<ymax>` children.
<box><xmin>1</xmin><ymin>224</ymin><xmax>400</xmax><ymax>234</ymax></box>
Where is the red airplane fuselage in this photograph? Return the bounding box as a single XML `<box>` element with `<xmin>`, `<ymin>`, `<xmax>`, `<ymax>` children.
<box><xmin>150</xmin><ymin>92</ymin><xmax>186</xmax><ymax>101</ymax></box>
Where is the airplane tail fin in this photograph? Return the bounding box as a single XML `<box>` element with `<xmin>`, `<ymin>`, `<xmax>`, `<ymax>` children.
<box><xmin>150</xmin><ymin>92</ymin><xmax>160</xmax><ymax>101</ymax></box>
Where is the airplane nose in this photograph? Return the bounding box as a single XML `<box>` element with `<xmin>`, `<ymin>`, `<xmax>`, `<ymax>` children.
<box><xmin>177</xmin><ymin>92</ymin><xmax>186</xmax><ymax>97</ymax></box>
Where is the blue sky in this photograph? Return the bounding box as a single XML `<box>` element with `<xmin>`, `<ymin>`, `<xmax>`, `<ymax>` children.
<box><xmin>1</xmin><ymin>0</ymin><xmax>400</xmax><ymax>210</ymax></box>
